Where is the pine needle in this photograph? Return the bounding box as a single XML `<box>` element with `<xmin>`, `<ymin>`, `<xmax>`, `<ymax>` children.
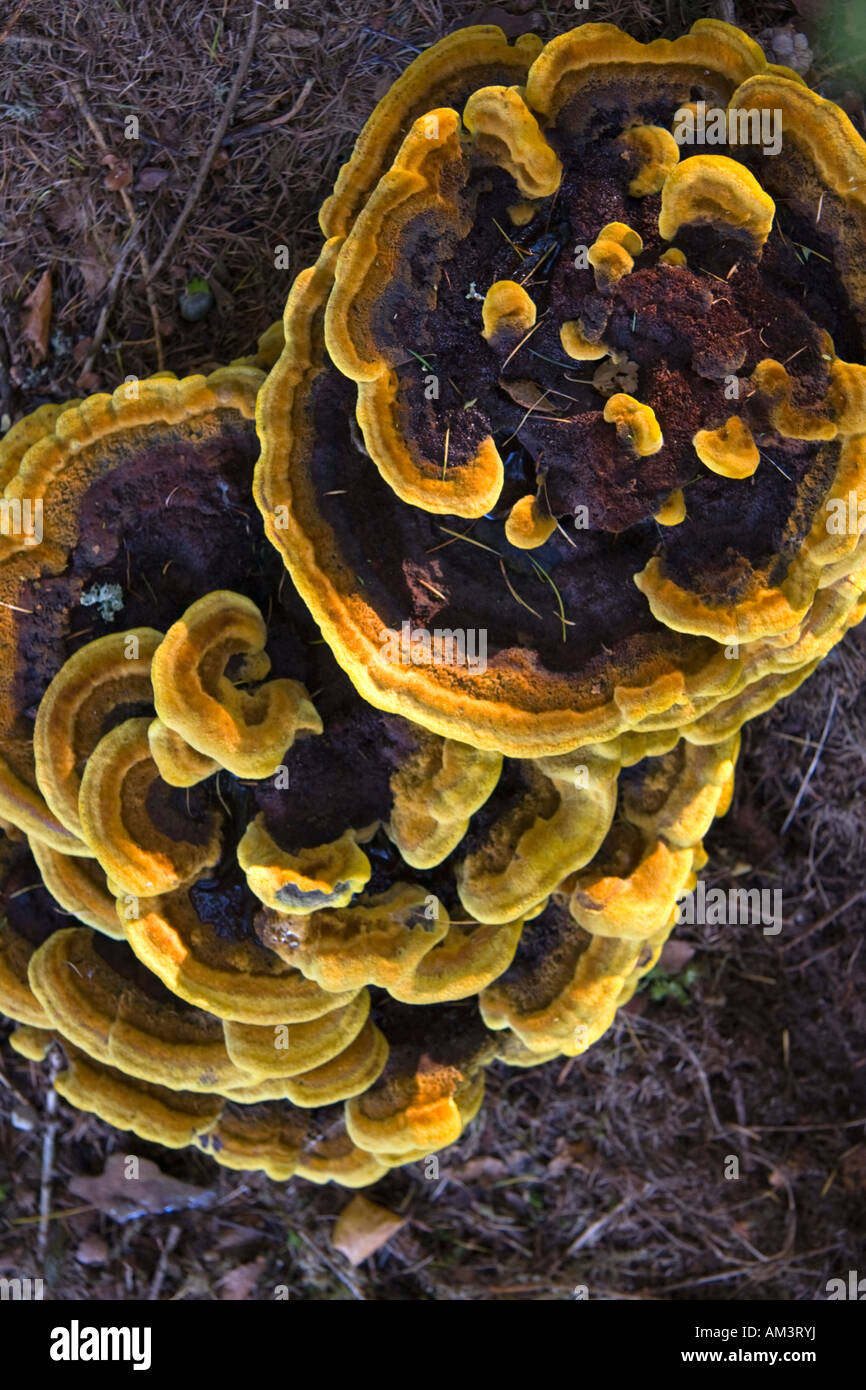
<box><xmin>499</xmin><ymin>557</ymin><xmax>542</xmax><ymax>619</ymax></box>
<box><xmin>528</xmin><ymin>553</ymin><xmax>569</xmax><ymax>641</ymax></box>
<box><xmin>417</xmin><ymin>576</ymin><xmax>447</xmax><ymax>602</ymax></box>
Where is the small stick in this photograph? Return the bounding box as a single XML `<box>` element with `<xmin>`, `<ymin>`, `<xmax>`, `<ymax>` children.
<box><xmin>222</xmin><ymin>76</ymin><xmax>315</xmax><ymax>146</ymax></box>
<box><xmin>148</xmin><ymin>1223</ymin><xmax>181</xmax><ymax>1300</ymax></box>
<box><xmin>78</xmin><ymin>226</ymin><xmax>141</xmax><ymax>379</ymax></box>
<box><xmin>147</xmin><ymin>2</ymin><xmax>263</xmax><ymax>285</ymax></box>
<box><xmin>37</xmin><ymin>1046</ymin><xmax>61</xmax><ymax>1263</ymax></box>
<box><xmin>781</xmin><ymin>884</ymin><xmax>866</xmax><ymax>953</ymax></box>
<box><xmin>780</xmin><ymin>688</ymin><xmax>838</xmax><ymax>834</ymax></box>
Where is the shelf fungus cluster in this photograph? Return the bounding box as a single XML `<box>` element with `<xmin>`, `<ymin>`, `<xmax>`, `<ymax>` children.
<box><xmin>258</xmin><ymin>18</ymin><xmax>866</xmax><ymax>761</ymax></box>
<box><xmin>2</xmin><ymin>20</ymin><xmax>866</xmax><ymax>1185</ymax></box>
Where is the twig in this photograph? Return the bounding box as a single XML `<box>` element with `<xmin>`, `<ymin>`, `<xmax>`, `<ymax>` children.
<box><xmin>780</xmin><ymin>688</ymin><xmax>838</xmax><ymax>835</ymax></box>
<box><xmin>147</xmin><ymin>2</ymin><xmax>263</xmax><ymax>284</ymax></box>
<box><xmin>37</xmin><ymin>1046</ymin><xmax>61</xmax><ymax>1264</ymax></box>
<box><xmin>566</xmin><ymin>1188</ymin><xmax>647</xmax><ymax>1255</ymax></box>
<box><xmin>148</xmin><ymin>1223</ymin><xmax>181</xmax><ymax>1300</ymax></box>
<box><xmin>659</xmin><ymin>1245</ymin><xmax>837</xmax><ymax>1294</ymax></box>
<box><xmin>69</xmin><ymin>83</ymin><xmax>164</xmax><ymax>370</ymax></box>
<box><xmin>296</xmin><ymin>1228</ymin><xmax>365</xmax><ymax>1300</ymax></box>
<box><xmin>78</xmin><ymin>226</ymin><xmax>142</xmax><ymax>379</ymax></box>
<box><xmin>730</xmin><ymin>1116</ymin><xmax>866</xmax><ymax>1134</ymax></box>
<box><xmin>781</xmin><ymin>885</ymin><xmax>866</xmax><ymax>953</ymax></box>
<box><xmin>222</xmin><ymin>77</ymin><xmax>315</xmax><ymax>145</ymax></box>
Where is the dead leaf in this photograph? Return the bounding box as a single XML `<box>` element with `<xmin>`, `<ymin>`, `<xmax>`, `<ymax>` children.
<box><xmin>659</xmin><ymin>940</ymin><xmax>696</xmax><ymax>974</ymax></box>
<box><xmin>21</xmin><ymin>269</ymin><xmax>51</xmax><ymax>365</ymax></box>
<box><xmin>284</xmin><ymin>28</ymin><xmax>319</xmax><ymax>48</ymax></box>
<box><xmin>78</xmin><ymin>253</ymin><xmax>111</xmax><ymax>300</ymax></box>
<box><xmin>332</xmin><ymin>1194</ymin><xmax>405</xmax><ymax>1266</ymax></box>
<box><xmin>218</xmin><ymin>1255</ymin><xmax>266</xmax><ymax>1300</ymax></box>
<box><xmin>499</xmin><ymin>377</ymin><xmax>563</xmax><ymax>414</ymax></box>
<box><xmin>69</xmin><ymin>1152</ymin><xmax>215</xmax><ymax>1223</ymax></box>
<box><xmin>49</xmin><ymin>192</ymin><xmax>88</xmax><ymax>234</ymax></box>
<box><xmin>454</xmin><ymin>1155</ymin><xmax>509</xmax><ymax>1182</ymax></box>
<box><xmin>101</xmin><ymin>152</ymin><xmax>133</xmax><ymax>192</ymax></box>
<box><xmin>215</xmin><ymin>1223</ymin><xmax>266</xmax><ymax>1250</ymax></box>
<box><xmin>136</xmin><ymin>166</ymin><xmax>169</xmax><ymax>192</ymax></box>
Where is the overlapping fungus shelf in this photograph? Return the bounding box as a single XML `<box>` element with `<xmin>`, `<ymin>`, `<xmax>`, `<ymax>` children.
<box><xmin>257</xmin><ymin>19</ymin><xmax>866</xmax><ymax>758</ymax></box>
<box><xmin>3</xmin><ymin>19</ymin><xmax>866</xmax><ymax>1187</ymax></box>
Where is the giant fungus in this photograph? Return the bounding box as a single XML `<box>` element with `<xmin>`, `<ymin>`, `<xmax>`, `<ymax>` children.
<box><xmin>2</xmin><ymin>18</ymin><xmax>866</xmax><ymax>1187</ymax></box>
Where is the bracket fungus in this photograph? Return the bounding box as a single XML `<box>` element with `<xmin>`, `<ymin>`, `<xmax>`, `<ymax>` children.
<box><xmin>3</xmin><ymin>17</ymin><xmax>866</xmax><ymax>1189</ymax></box>
<box><xmin>238</xmin><ymin>822</ymin><xmax>372</xmax><ymax>914</ymax></box>
<box><xmin>151</xmin><ymin>591</ymin><xmax>322</xmax><ymax>779</ymax></box>
<box><xmin>257</xmin><ymin>20</ymin><xmax>866</xmax><ymax>759</ymax></box>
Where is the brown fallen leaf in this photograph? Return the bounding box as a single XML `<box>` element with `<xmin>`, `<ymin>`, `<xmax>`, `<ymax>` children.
<box><xmin>101</xmin><ymin>152</ymin><xmax>133</xmax><ymax>192</ymax></box>
<box><xmin>284</xmin><ymin>28</ymin><xmax>319</xmax><ymax>47</ymax></box>
<box><xmin>454</xmin><ymin>1155</ymin><xmax>509</xmax><ymax>1182</ymax></box>
<box><xmin>21</xmin><ymin>269</ymin><xmax>52</xmax><ymax>365</ymax></box>
<box><xmin>332</xmin><ymin>1194</ymin><xmax>405</xmax><ymax>1266</ymax></box>
<box><xmin>19</xmin><ymin>268</ymin><xmax>52</xmax><ymax>366</ymax></box>
<box><xmin>218</xmin><ymin>1255</ymin><xmax>266</xmax><ymax>1300</ymax></box>
<box><xmin>499</xmin><ymin>376</ymin><xmax>563</xmax><ymax>414</ymax></box>
<box><xmin>136</xmin><ymin>166</ymin><xmax>169</xmax><ymax>192</ymax></box>
<box><xmin>69</xmin><ymin>1152</ymin><xmax>215</xmax><ymax>1223</ymax></box>
<box><xmin>49</xmin><ymin>192</ymin><xmax>88</xmax><ymax>234</ymax></box>
<box><xmin>78</xmin><ymin>250</ymin><xmax>111</xmax><ymax>300</ymax></box>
